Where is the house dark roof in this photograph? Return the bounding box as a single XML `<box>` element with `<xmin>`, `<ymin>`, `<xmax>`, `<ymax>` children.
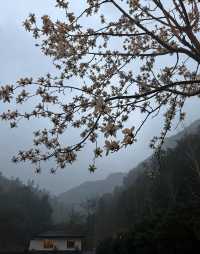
<box><xmin>34</xmin><ymin>231</ymin><xmax>85</xmax><ymax>239</ymax></box>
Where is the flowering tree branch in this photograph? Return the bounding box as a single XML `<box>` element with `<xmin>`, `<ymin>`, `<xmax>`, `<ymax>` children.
<box><xmin>0</xmin><ymin>0</ymin><xmax>200</xmax><ymax>172</ymax></box>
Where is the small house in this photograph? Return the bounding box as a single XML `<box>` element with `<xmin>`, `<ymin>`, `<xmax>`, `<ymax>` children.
<box><xmin>29</xmin><ymin>231</ymin><xmax>85</xmax><ymax>253</ymax></box>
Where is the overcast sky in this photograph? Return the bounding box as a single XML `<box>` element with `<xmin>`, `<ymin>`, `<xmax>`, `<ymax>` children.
<box><xmin>0</xmin><ymin>1</ymin><xmax>199</xmax><ymax>195</ymax></box>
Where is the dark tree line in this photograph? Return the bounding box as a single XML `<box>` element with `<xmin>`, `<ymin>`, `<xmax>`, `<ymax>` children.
<box><xmin>37</xmin><ymin>129</ymin><xmax>200</xmax><ymax>253</ymax></box>
<box><xmin>2</xmin><ymin>128</ymin><xmax>200</xmax><ymax>253</ymax></box>
<box><xmin>0</xmin><ymin>175</ymin><xmax>52</xmax><ymax>251</ymax></box>
<box><xmin>95</xmin><ymin>131</ymin><xmax>200</xmax><ymax>253</ymax></box>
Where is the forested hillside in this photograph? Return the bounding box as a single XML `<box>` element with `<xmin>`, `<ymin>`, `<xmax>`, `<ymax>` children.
<box><xmin>1</xmin><ymin>121</ymin><xmax>200</xmax><ymax>253</ymax></box>
<box><xmin>0</xmin><ymin>174</ymin><xmax>52</xmax><ymax>251</ymax></box>
<box><xmin>50</xmin><ymin>121</ymin><xmax>200</xmax><ymax>253</ymax></box>
<box><xmin>95</xmin><ymin>129</ymin><xmax>200</xmax><ymax>253</ymax></box>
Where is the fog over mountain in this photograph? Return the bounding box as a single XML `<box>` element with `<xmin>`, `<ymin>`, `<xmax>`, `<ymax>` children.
<box><xmin>58</xmin><ymin>172</ymin><xmax>125</xmax><ymax>207</ymax></box>
<box><xmin>163</xmin><ymin>119</ymin><xmax>200</xmax><ymax>149</ymax></box>
<box><xmin>0</xmin><ymin>1</ymin><xmax>200</xmax><ymax>194</ymax></box>
<box><xmin>56</xmin><ymin>119</ymin><xmax>200</xmax><ymax>213</ymax></box>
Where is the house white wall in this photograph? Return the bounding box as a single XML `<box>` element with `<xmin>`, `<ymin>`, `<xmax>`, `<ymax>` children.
<box><xmin>29</xmin><ymin>239</ymin><xmax>82</xmax><ymax>251</ymax></box>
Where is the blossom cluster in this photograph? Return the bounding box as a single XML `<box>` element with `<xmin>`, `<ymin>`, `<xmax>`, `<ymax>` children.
<box><xmin>1</xmin><ymin>0</ymin><xmax>200</xmax><ymax>172</ymax></box>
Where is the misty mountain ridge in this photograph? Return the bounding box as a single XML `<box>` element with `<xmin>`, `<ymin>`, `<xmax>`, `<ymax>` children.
<box><xmin>56</xmin><ymin>119</ymin><xmax>200</xmax><ymax>212</ymax></box>
<box><xmin>57</xmin><ymin>172</ymin><xmax>125</xmax><ymax>207</ymax></box>
<box><xmin>163</xmin><ymin>119</ymin><xmax>200</xmax><ymax>149</ymax></box>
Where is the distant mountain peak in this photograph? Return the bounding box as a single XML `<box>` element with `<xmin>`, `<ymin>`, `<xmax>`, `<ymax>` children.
<box><xmin>57</xmin><ymin>172</ymin><xmax>125</xmax><ymax>208</ymax></box>
<box><xmin>54</xmin><ymin>119</ymin><xmax>200</xmax><ymax>221</ymax></box>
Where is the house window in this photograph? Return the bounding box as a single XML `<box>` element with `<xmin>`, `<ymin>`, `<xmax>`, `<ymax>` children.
<box><xmin>43</xmin><ymin>239</ymin><xmax>54</xmax><ymax>249</ymax></box>
<box><xmin>67</xmin><ymin>240</ymin><xmax>75</xmax><ymax>249</ymax></box>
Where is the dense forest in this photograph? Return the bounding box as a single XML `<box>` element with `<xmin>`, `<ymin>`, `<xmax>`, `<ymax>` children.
<box><xmin>94</xmin><ymin>132</ymin><xmax>200</xmax><ymax>253</ymax></box>
<box><xmin>0</xmin><ymin>175</ymin><xmax>52</xmax><ymax>251</ymax></box>
<box><xmin>51</xmin><ymin>128</ymin><xmax>200</xmax><ymax>253</ymax></box>
<box><xmin>1</xmin><ymin>128</ymin><xmax>200</xmax><ymax>253</ymax></box>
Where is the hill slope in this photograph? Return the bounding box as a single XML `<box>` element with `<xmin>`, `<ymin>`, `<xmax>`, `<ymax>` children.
<box><xmin>124</xmin><ymin>119</ymin><xmax>200</xmax><ymax>186</ymax></box>
<box><xmin>56</xmin><ymin>119</ymin><xmax>200</xmax><ymax>212</ymax></box>
<box><xmin>57</xmin><ymin>172</ymin><xmax>125</xmax><ymax>208</ymax></box>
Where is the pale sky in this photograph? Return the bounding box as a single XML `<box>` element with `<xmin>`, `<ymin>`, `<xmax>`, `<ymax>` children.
<box><xmin>0</xmin><ymin>1</ymin><xmax>199</xmax><ymax>194</ymax></box>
